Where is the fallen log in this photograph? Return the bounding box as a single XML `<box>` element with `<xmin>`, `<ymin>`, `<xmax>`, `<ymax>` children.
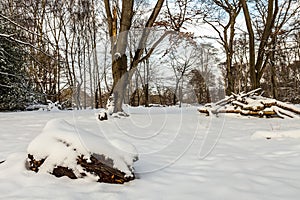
<box><xmin>232</xmin><ymin>100</ymin><xmax>247</xmax><ymax>109</ymax></box>
<box><xmin>276</xmin><ymin>101</ymin><xmax>300</xmax><ymax>115</ymax></box>
<box><xmin>214</xmin><ymin>95</ymin><xmax>234</xmax><ymax>106</ymax></box>
<box><xmin>211</xmin><ymin>109</ymin><xmax>242</xmax><ymax>114</ymax></box>
<box><xmin>213</xmin><ymin>108</ymin><xmax>276</xmax><ymax>117</ymax></box>
<box><xmin>240</xmin><ymin>109</ymin><xmax>276</xmax><ymax>117</ymax></box>
<box><xmin>198</xmin><ymin>107</ymin><xmax>209</xmax><ymax>115</ymax></box>
<box><xmin>243</xmin><ymin>98</ymin><xmax>265</xmax><ymax>111</ymax></box>
<box><xmin>233</xmin><ymin>87</ymin><xmax>262</xmax><ymax>99</ymax></box>
<box><xmin>273</xmin><ymin>106</ymin><xmax>300</xmax><ymax>119</ymax></box>
<box><xmin>261</xmin><ymin>99</ymin><xmax>277</xmax><ymax>107</ymax></box>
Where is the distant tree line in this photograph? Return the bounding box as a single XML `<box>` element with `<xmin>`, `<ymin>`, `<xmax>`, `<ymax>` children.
<box><xmin>0</xmin><ymin>0</ymin><xmax>299</xmax><ymax>111</ymax></box>
<box><xmin>0</xmin><ymin>0</ymin><xmax>105</xmax><ymax>110</ymax></box>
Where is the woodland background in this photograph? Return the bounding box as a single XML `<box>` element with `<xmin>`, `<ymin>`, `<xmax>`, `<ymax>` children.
<box><xmin>0</xmin><ymin>0</ymin><xmax>299</xmax><ymax>111</ymax></box>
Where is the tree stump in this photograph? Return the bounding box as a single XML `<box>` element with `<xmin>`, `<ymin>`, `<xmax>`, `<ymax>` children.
<box><xmin>26</xmin><ymin>119</ymin><xmax>138</xmax><ymax>184</ymax></box>
<box><xmin>98</xmin><ymin>111</ymin><xmax>108</xmax><ymax>121</ymax></box>
<box><xmin>26</xmin><ymin>153</ymin><xmax>135</xmax><ymax>184</ymax></box>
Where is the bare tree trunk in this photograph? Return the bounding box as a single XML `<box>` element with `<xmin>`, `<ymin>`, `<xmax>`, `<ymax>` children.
<box><xmin>241</xmin><ymin>0</ymin><xmax>279</xmax><ymax>89</ymax></box>
<box><xmin>203</xmin><ymin>0</ymin><xmax>241</xmax><ymax>95</ymax></box>
<box><xmin>173</xmin><ymin>80</ymin><xmax>179</xmax><ymax>106</ymax></box>
<box><xmin>144</xmin><ymin>54</ymin><xmax>150</xmax><ymax>107</ymax></box>
<box><xmin>104</xmin><ymin>0</ymin><xmax>165</xmax><ymax>113</ymax></box>
<box><xmin>241</xmin><ymin>0</ymin><xmax>257</xmax><ymax>89</ymax></box>
<box><xmin>270</xmin><ymin>34</ymin><xmax>278</xmax><ymax>99</ymax></box>
<box><xmin>105</xmin><ymin>0</ymin><xmax>134</xmax><ymax>113</ymax></box>
<box><xmin>83</xmin><ymin>42</ymin><xmax>87</xmax><ymax>109</ymax></box>
<box><xmin>112</xmin><ymin>55</ymin><xmax>129</xmax><ymax>112</ymax></box>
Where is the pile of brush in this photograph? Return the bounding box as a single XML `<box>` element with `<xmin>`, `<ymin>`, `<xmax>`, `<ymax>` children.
<box><xmin>198</xmin><ymin>88</ymin><xmax>300</xmax><ymax>118</ymax></box>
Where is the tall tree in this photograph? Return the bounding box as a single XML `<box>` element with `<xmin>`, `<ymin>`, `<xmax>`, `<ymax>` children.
<box><xmin>241</xmin><ymin>0</ymin><xmax>299</xmax><ymax>90</ymax></box>
<box><xmin>104</xmin><ymin>0</ymin><xmax>165</xmax><ymax>113</ymax></box>
<box><xmin>0</xmin><ymin>29</ymin><xmax>33</xmax><ymax>110</ymax></box>
<box><xmin>169</xmin><ymin>40</ymin><xmax>198</xmax><ymax>106</ymax></box>
<box><xmin>203</xmin><ymin>0</ymin><xmax>242</xmax><ymax>95</ymax></box>
<box><xmin>104</xmin><ymin>0</ymin><xmax>193</xmax><ymax>113</ymax></box>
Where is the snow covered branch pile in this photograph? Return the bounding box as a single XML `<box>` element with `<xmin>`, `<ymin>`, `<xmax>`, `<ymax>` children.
<box><xmin>198</xmin><ymin>88</ymin><xmax>300</xmax><ymax>118</ymax></box>
<box><xmin>26</xmin><ymin>119</ymin><xmax>138</xmax><ymax>184</ymax></box>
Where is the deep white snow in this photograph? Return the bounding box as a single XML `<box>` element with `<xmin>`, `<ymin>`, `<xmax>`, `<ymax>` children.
<box><xmin>0</xmin><ymin>106</ymin><xmax>300</xmax><ymax>199</ymax></box>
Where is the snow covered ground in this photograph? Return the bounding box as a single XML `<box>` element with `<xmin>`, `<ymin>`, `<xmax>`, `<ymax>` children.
<box><xmin>0</xmin><ymin>106</ymin><xmax>300</xmax><ymax>200</ymax></box>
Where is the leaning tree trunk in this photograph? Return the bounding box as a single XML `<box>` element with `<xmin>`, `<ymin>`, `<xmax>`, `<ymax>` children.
<box><xmin>241</xmin><ymin>0</ymin><xmax>257</xmax><ymax>90</ymax></box>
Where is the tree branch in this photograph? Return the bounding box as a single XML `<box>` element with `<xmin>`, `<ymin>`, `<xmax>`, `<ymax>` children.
<box><xmin>138</xmin><ymin>30</ymin><xmax>174</xmax><ymax>63</ymax></box>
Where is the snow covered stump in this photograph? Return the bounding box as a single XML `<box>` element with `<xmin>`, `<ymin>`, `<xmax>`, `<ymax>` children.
<box><xmin>26</xmin><ymin>119</ymin><xmax>138</xmax><ymax>184</ymax></box>
<box><xmin>98</xmin><ymin>94</ymin><xmax>129</xmax><ymax>121</ymax></box>
<box><xmin>98</xmin><ymin>111</ymin><xmax>108</xmax><ymax>121</ymax></box>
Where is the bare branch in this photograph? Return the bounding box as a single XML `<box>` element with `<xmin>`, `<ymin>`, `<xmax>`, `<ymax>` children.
<box><xmin>139</xmin><ymin>30</ymin><xmax>174</xmax><ymax>63</ymax></box>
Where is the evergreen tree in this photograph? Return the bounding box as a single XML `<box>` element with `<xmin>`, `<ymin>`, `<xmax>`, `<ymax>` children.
<box><xmin>0</xmin><ymin>32</ymin><xmax>34</xmax><ymax>111</ymax></box>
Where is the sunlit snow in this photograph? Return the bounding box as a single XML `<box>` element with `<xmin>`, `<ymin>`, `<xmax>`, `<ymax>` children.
<box><xmin>1</xmin><ymin>106</ymin><xmax>300</xmax><ymax>199</ymax></box>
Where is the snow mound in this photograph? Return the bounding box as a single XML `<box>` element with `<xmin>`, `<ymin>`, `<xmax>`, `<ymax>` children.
<box><xmin>252</xmin><ymin>129</ymin><xmax>300</xmax><ymax>139</ymax></box>
<box><xmin>27</xmin><ymin>119</ymin><xmax>138</xmax><ymax>180</ymax></box>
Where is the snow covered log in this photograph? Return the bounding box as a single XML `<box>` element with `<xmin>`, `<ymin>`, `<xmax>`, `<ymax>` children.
<box><xmin>26</xmin><ymin>119</ymin><xmax>138</xmax><ymax>184</ymax></box>
<box><xmin>198</xmin><ymin>88</ymin><xmax>300</xmax><ymax>118</ymax></box>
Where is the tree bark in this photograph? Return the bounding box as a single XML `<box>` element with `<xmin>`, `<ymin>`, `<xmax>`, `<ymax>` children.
<box><xmin>104</xmin><ymin>0</ymin><xmax>134</xmax><ymax>112</ymax></box>
<box><xmin>241</xmin><ymin>0</ymin><xmax>257</xmax><ymax>89</ymax></box>
<box><xmin>112</xmin><ymin>55</ymin><xmax>129</xmax><ymax>112</ymax></box>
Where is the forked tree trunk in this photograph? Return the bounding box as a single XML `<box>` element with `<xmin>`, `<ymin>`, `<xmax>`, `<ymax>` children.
<box><xmin>104</xmin><ymin>0</ymin><xmax>165</xmax><ymax>113</ymax></box>
<box><xmin>241</xmin><ymin>0</ymin><xmax>279</xmax><ymax>90</ymax></box>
